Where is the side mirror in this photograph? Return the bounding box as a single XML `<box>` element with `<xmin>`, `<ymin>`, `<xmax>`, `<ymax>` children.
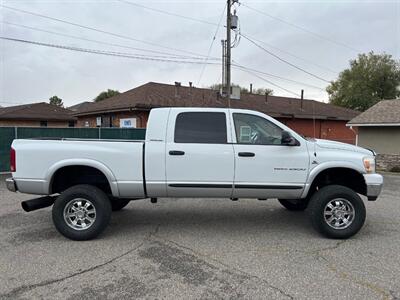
<box><xmin>281</xmin><ymin>131</ymin><xmax>299</xmax><ymax>146</ymax></box>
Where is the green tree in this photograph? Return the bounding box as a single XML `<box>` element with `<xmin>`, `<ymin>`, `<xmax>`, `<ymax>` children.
<box><xmin>327</xmin><ymin>52</ymin><xmax>400</xmax><ymax>111</ymax></box>
<box><xmin>49</xmin><ymin>96</ymin><xmax>63</xmax><ymax>107</ymax></box>
<box><xmin>94</xmin><ymin>89</ymin><xmax>120</xmax><ymax>102</ymax></box>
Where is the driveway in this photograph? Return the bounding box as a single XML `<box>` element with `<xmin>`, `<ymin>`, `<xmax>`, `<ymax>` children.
<box><xmin>0</xmin><ymin>174</ymin><xmax>399</xmax><ymax>299</ymax></box>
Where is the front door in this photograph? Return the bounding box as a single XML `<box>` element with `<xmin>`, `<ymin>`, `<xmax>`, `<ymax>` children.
<box><xmin>166</xmin><ymin>110</ymin><xmax>235</xmax><ymax>197</ymax></box>
<box><xmin>231</xmin><ymin>112</ymin><xmax>309</xmax><ymax>199</ymax></box>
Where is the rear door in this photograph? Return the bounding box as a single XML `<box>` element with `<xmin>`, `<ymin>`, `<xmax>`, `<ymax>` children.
<box><xmin>165</xmin><ymin>109</ymin><xmax>235</xmax><ymax>197</ymax></box>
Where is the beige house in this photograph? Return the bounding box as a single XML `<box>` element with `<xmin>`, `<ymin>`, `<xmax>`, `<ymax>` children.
<box><xmin>347</xmin><ymin>99</ymin><xmax>400</xmax><ymax>171</ymax></box>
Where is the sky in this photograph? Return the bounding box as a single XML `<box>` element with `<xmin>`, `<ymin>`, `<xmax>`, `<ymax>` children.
<box><xmin>0</xmin><ymin>0</ymin><xmax>399</xmax><ymax>107</ymax></box>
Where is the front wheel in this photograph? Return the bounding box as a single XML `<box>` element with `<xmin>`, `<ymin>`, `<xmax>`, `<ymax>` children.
<box><xmin>52</xmin><ymin>185</ymin><xmax>112</xmax><ymax>241</ymax></box>
<box><xmin>308</xmin><ymin>185</ymin><xmax>366</xmax><ymax>239</ymax></box>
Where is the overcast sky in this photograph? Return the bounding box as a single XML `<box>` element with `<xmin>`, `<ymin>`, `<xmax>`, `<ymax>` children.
<box><xmin>1</xmin><ymin>0</ymin><xmax>399</xmax><ymax>107</ymax></box>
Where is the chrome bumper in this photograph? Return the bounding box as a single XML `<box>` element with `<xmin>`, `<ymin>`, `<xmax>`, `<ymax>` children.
<box><xmin>363</xmin><ymin>173</ymin><xmax>383</xmax><ymax>201</ymax></box>
<box><xmin>6</xmin><ymin>178</ymin><xmax>17</xmax><ymax>193</ymax></box>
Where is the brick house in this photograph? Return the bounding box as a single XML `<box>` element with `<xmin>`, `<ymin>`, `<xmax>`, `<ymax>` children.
<box><xmin>74</xmin><ymin>82</ymin><xmax>359</xmax><ymax>144</ymax></box>
<box><xmin>347</xmin><ymin>99</ymin><xmax>400</xmax><ymax>171</ymax></box>
<box><xmin>0</xmin><ymin>102</ymin><xmax>77</xmax><ymax>127</ymax></box>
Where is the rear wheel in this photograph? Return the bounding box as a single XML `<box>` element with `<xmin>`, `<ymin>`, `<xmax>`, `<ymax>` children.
<box><xmin>308</xmin><ymin>185</ymin><xmax>366</xmax><ymax>239</ymax></box>
<box><xmin>110</xmin><ymin>198</ymin><xmax>131</xmax><ymax>211</ymax></box>
<box><xmin>52</xmin><ymin>184</ymin><xmax>112</xmax><ymax>241</ymax></box>
<box><xmin>278</xmin><ymin>199</ymin><xmax>308</xmax><ymax>211</ymax></box>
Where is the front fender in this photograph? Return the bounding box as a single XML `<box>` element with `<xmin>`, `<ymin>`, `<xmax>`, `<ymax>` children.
<box><xmin>44</xmin><ymin>158</ymin><xmax>119</xmax><ymax>197</ymax></box>
<box><xmin>301</xmin><ymin>161</ymin><xmax>365</xmax><ymax>198</ymax></box>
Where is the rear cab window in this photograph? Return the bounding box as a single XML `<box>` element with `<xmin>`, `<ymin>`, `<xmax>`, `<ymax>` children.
<box><xmin>174</xmin><ymin>112</ymin><xmax>227</xmax><ymax>144</ymax></box>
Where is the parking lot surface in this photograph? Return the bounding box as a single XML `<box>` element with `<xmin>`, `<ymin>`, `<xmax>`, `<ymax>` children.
<box><xmin>0</xmin><ymin>174</ymin><xmax>399</xmax><ymax>299</ymax></box>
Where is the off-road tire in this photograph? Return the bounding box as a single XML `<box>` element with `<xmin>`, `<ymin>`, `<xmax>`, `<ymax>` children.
<box><xmin>52</xmin><ymin>184</ymin><xmax>112</xmax><ymax>241</ymax></box>
<box><xmin>308</xmin><ymin>185</ymin><xmax>366</xmax><ymax>239</ymax></box>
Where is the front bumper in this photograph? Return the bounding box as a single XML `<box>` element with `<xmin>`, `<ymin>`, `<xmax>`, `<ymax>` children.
<box><xmin>5</xmin><ymin>178</ymin><xmax>17</xmax><ymax>193</ymax></box>
<box><xmin>363</xmin><ymin>173</ymin><xmax>383</xmax><ymax>201</ymax></box>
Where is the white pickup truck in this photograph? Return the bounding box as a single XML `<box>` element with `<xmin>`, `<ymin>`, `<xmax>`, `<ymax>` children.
<box><xmin>6</xmin><ymin>107</ymin><xmax>383</xmax><ymax>240</ymax></box>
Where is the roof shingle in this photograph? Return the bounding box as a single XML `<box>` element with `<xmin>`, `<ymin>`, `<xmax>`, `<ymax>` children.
<box><xmin>73</xmin><ymin>82</ymin><xmax>359</xmax><ymax>121</ymax></box>
<box><xmin>0</xmin><ymin>102</ymin><xmax>77</xmax><ymax>121</ymax></box>
<box><xmin>347</xmin><ymin>99</ymin><xmax>400</xmax><ymax>125</ymax></box>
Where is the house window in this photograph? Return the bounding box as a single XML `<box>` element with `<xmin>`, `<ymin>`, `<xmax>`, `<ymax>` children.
<box><xmin>96</xmin><ymin>117</ymin><xmax>102</xmax><ymax>127</ymax></box>
<box><xmin>40</xmin><ymin>121</ymin><xmax>48</xmax><ymax>127</ymax></box>
<box><xmin>68</xmin><ymin>121</ymin><xmax>75</xmax><ymax>127</ymax></box>
<box><xmin>100</xmin><ymin>115</ymin><xmax>112</xmax><ymax>127</ymax></box>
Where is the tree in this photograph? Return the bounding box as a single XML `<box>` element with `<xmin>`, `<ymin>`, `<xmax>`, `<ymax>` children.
<box><xmin>210</xmin><ymin>83</ymin><xmax>273</xmax><ymax>95</ymax></box>
<box><xmin>254</xmin><ymin>88</ymin><xmax>273</xmax><ymax>96</ymax></box>
<box><xmin>327</xmin><ymin>52</ymin><xmax>400</xmax><ymax>111</ymax></box>
<box><xmin>49</xmin><ymin>96</ymin><xmax>63</xmax><ymax>107</ymax></box>
<box><xmin>94</xmin><ymin>89</ymin><xmax>120</xmax><ymax>102</ymax></box>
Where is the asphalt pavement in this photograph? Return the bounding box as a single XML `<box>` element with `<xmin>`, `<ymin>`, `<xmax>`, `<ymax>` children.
<box><xmin>0</xmin><ymin>174</ymin><xmax>399</xmax><ymax>299</ymax></box>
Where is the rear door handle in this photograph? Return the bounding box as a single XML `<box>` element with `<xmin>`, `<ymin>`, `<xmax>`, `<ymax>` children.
<box><xmin>169</xmin><ymin>150</ymin><xmax>185</xmax><ymax>156</ymax></box>
<box><xmin>238</xmin><ymin>152</ymin><xmax>255</xmax><ymax>157</ymax></box>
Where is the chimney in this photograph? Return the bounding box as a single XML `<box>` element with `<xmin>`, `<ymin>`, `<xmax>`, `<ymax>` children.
<box><xmin>189</xmin><ymin>81</ymin><xmax>193</xmax><ymax>95</ymax></box>
<box><xmin>174</xmin><ymin>81</ymin><xmax>181</xmax><ymax>98</ymax></box>
<box><xmin>301</xmin><ymin>89</ymin><xmax>304</xmax><ymax>109</ymax></box>
<box><xmin>250</xmin><ymin>83</ymin><xmax>253</xmax><ymax>94</ymax></box>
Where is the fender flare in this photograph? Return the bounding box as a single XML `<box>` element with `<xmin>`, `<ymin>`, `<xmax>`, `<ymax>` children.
<box><xmin>301</xmin><ymin>161</ymin><xmax>366</xmax><ymax>198</ymax></box>
<box><xmin>44</xmin><ymin>158</ymin><xmax>119</xmax><ymax>197</ymax></box>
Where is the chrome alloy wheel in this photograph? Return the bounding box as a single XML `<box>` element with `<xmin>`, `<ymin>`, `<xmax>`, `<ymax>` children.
<box><xmin>63</xmin><ymin>198</ymin><xmax>96</xmax><ymax>231</ymax></box>
<box><xmin>323</xmin><ymin>198</ymin><xmax>355</xmax><ymax>230</ymax></box>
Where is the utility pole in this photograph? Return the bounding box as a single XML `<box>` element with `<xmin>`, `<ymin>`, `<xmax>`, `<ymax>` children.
<box><xmin>226</xmin><ymin>0</ymin><xmax>232</xmax><ymax>108</ymax></box>
<box><xmin>221</xmin><ymin>40</ymin><xmax>226</xmax><ymax>91</ymax></box>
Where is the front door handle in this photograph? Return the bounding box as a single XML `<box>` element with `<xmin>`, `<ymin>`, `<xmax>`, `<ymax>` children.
<box><xmin>169</xmin><ymin>150</ymin><xmax>185</xmax><ymax>156</ymax></box>
<box><xmin>238</xmin><ymin>152</ymin><xmax>255</xmax><ymax>157</ymax></box>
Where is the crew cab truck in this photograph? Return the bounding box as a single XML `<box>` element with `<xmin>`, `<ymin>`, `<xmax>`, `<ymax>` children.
<box><xmin>6</xmin><ymin>107</ymin><xmax>383</xmax><ymax>240</ymax></box>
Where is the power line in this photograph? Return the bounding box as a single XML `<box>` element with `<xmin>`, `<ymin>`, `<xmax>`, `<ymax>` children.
<box><xmin>115</xmin><ymin>0</ymin><xmax>334</xmax><ymax>83</ymax></box>
<box><xmin>232</xmin><ymin>63</ymin><xmax>326</xmax><ymax>91</ymax></box>
<box><xmin>116</xmin><ymin>0</ymin><xmax>226</xmax><ymax>85</ymax></box>
<box><xmin>240</xmin><ymin>33</ymin><xmax>330</xmax><ymax>83</ymax></box>
<box><xmin>241</xmin><ymin>3</ymin><xmax>360</xmax><ymax>53</ymax></box>
<box><xmin>114</xmin><ymin>1</ymin><xmax>339</xmax><ymax>79</ymax></box>
<box><xmin>197</xmin><ymin>3</ymin><xmax>227</xmax><ymax>86</ymax></box>
<box><xmin>117</xmin><ymin>0</ymin><xmax>219</xmax><ymax>27</ymax></box>
<box><xmin>2</xmin><ymin>21</ymin><xmax>215</xmax><ymax>60</ymax></box>
<box><xmin>1</xmin><ymin>4</ymin><xmax>212</xmax><ymax>59</ymax></box>
<box><xmin>1</xmin><ymin>36</ymin><xmax>222</xmax><ymax>65</ymax></box>
<box><xmin>2</xmin><ymin>36</ymin><xmax>309</xmax><ymax>98</ymax></box>
<box><xmin>238</xmin><ymin>68</ymin><xmax>301</xmax><ymax>97</ymax></box>
<box><xmin>241</xmin><ymin>33</ymin><xmax>338</xmax><ymax>75</ymax></box>
<box><xmin>117</xmin><ymin>1</ymin><xmax>339</xmax><ymax>77</ymax></box>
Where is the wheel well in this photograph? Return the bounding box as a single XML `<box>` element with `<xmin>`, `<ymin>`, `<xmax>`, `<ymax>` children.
<box><xmin>51</xmin><ymin>165</ymin><xmax>112</xmax><ymax>195</ymax></box>
<box><xmin>307</xmin><ymin>168</ymin><xmax>366</xmax><ymax>198</ymax></box>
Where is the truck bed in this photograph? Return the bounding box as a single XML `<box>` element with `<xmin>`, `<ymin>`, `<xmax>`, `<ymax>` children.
<box><xmin>12</xmin><ymin>139</ymin><xmax>145</xmax><ymax>197</ymax></box>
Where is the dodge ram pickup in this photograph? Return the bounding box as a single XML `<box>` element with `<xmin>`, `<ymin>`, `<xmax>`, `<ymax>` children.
<box><xmin>6</xmin><ymin>107</ymin><xmax>383</xmax><ymax>240</ymax></box>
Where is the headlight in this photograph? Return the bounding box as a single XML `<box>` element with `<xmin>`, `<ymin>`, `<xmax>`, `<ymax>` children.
<box><xmin>363</xmin><ymin>157</ymin><xmax>376</xmax><ymax>174</ymax></box>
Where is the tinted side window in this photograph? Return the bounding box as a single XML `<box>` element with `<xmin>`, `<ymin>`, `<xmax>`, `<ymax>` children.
<box><xmin>175</xmin><ymin>112</ymin><xmax>227</xmax><ymax>143</ymax></box>
<box><xmin>233</xmin><ymin>113</ymin><xmax>283</xmax><ymax>145</ymax></box>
